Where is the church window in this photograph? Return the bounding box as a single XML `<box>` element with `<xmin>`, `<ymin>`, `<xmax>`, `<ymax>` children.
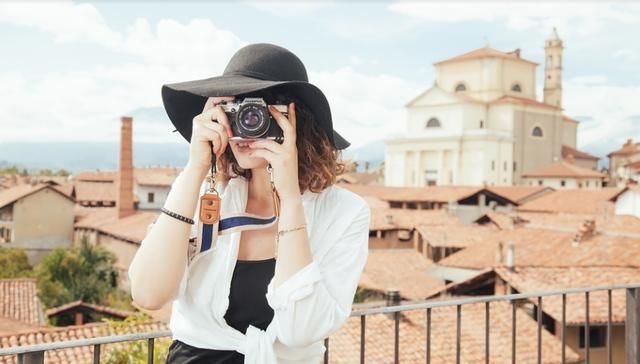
<box><xmin>532</xmin><ymin>126</ymin><xmax>543</xmax><ymax>137</ymax></box>
<box><xmin>426</xmin><ymin>117</ymin><xmax>441</xmax><ymax>128</ymax></box>
<box><xmin>455</xmin><ymin>83</ymin><xmax>467</xmax><ymax>92</ymax></box>
<box><xmin>511</xmin><ymin>83</ymin><xmax>522</xmax><ymax>92</ymax></box>
<box><xmin>547</xmin><ymin>55</ymin><xmax>552</xmax><ymax>67</ymax></box>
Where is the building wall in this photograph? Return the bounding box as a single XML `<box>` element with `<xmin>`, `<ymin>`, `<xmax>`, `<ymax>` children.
<box><xmin>4</xmin><ymin>188</ymin><xmax>74</xmax><ymax>265</ymax></box>
<box><xmin>562</xmin><ymin>120</ymin><xmax>577</xmax><ymax>148</ymax></box>
<box><xmin>523</xmin><ymin>177</ymin><xmax>603</xmax><ymax>189</ymax></box>
<box><xmin>574</xmin><ymin>158</ymin><xmax>598</xmax><ymax>171</ymax></box>
<box><xmin>615</xmin><ymin>189</ymin><xmax>640</xmax><ymax>218</ymax></box>
<box><xmin>368</xmin><ymin>230</ymin><xmax>415</xmax><ymax>249</ymax></box>
<box><xmin>512</xmin><ymin>108</ymin><xmax>563</xmax><ymax>184</ymax></box>
<box><xmin>435</xmin><ymin>58</ymin><xmax>537</xmax><ymax>102</ymax></box>
<box><xmin>564</xmin><ymin>325</ymin><xmax>625</xmax><ymax>364</ymax></box>
<box><xmin>135</xmin><ymin>184</ymin><xmax>170</xmax><ymax>210</ymax></box>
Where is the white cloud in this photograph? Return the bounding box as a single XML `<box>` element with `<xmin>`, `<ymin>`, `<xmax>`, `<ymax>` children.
<box><xmin>247</xmin><ymin>1</ymin><xmax>337</xmax><ymax>16</ymax></box>
<box><xmin>310</xmin><ymin>66</ymin><xmax>424</xmax><ymax>148</ymax></box>
<box><xmin>387</xmin><ymin>2</ymin><xmax>640</xmax><ymax>37</ymax></box>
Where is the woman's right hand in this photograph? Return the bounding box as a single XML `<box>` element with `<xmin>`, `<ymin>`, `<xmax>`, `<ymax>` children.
<box><xmin>186</xmin><ymin>96</ymin><xmax>235</xmax><ymax>176</ymax></box>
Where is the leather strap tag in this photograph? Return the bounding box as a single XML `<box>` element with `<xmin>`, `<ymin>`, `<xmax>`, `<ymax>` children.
<box><xmin>199</xmin><ymin>192</ymin><xmax>221</xmax><ymax>224</ymax></box>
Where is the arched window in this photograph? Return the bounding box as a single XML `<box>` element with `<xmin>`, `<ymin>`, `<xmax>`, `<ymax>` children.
<box><xmin>454</xmin><ymin>83</ymin><xmax>466</xmax><ymax>92</ymax></box>
<box><xmin>426</xmin><ymin>117</ymin><xmax>441</xmax><ymax>128</ymax></box>
<box><xmin>532</xmin><ymin>126</ymin><xmax>543</xmax><ymax>137</ymax></box>
<box><xmin>511</xmin><ymin>83</ymin><xmax>522</xmax><ymax>92</ymax></box>
<box><xmin>547</xmin><ymin>55</ymin><xmax>552</xmax><ymax>67</ymax></box>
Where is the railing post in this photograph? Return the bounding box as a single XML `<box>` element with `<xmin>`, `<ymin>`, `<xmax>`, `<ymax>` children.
<box><xmin>627</xmin><ymin>288</ymin><xmax>640</xmax><ymax>364</ymax></box>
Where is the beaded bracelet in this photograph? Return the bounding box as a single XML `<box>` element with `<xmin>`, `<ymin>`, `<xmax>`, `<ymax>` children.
<box><xmin>160</xmin><ymin>207</ymin><xmax>195</xmax><ymax>225</ymax></box>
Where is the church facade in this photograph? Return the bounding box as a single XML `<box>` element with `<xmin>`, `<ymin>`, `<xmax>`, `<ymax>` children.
<box><xmin>385</xmin><ymin>29</ymin><xmax>582</xmax><ymax>187</ymax></box>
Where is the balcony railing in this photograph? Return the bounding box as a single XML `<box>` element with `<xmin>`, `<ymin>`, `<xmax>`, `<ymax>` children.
<box><xmin>2</xmin><ymin>283</ymin><xmax>640</xmax><ymax>364</ymax></box>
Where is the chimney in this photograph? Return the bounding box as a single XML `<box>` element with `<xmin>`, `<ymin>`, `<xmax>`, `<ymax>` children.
<box><xmin>117</xmin><ymin>116</ymin><xmax>135</xmax><ymax>219</ymax></box>
<box><xmin>572</xmin><ymin>219</ymin><xmax>596</xmax><ymax>246</ymax></box>
<box><xmin>506</xmin><ymin>241</ymin><xmax>515</xmax><ymax>270</ymax></box>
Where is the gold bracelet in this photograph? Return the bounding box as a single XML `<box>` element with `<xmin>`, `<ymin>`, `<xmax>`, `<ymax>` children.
<box><xmin>274</xmin><ymin>224</ymin><xmax>307</xmax><ymax>258</ymax></box>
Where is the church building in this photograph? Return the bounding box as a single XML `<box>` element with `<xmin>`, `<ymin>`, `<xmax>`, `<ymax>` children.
<box><xmin>384</xmin><ymin>28</ymin><xmax>592</xmax><ymax>187</ymax></box>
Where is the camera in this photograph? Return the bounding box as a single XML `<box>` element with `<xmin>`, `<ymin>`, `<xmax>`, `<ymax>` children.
<box><xmin>219</xmin><ymin>98</ymin><xmax>286</xmax><ymax>141</ymax></box>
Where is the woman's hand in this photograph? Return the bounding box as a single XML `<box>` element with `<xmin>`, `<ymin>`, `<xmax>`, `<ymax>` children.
<box><xmin>248</xmin><ymin>102</ymin><xmax>301</xmax><ymax>201</ymax></box>
<box><xmin>186</xmin><ymin>96</ymin><xmax>235</xmax><ymax>177</ymax></box>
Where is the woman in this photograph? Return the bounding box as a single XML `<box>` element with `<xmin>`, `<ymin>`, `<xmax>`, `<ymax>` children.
<box><xmin>128</xmin><ymin>43</ymin><xmax>371</xmax><ymax>363</ymax></box>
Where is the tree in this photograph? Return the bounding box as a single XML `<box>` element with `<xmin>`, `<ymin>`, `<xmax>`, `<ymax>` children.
<box><xmin>102</xmin><ymin>315</ymin><xmax>171</xmax><ymax>364</ymax></box>
<box><xmin>0</xmin><ymin>248</ymin><xmax>34</xmax><ymax>278</ymax></box>
<box><xmin>36</xmin><ymin>235</ymin><xmax>119</xmax><ymax>308</ymax></box>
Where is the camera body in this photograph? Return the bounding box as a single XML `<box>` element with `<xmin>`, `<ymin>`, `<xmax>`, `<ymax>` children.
<box><xmin>219</xmin><ymin>98</ymin><xmax>286</xmax><ymax>141</ymax></box>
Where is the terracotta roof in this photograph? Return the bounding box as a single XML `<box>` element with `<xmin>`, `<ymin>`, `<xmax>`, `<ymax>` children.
<box><xmin>75</xmin><ymin>209</ymin><xmax>159</xmax><ymax>244</ymax></box>
<box><xmin>438</xmin><ymin>227</ymin><xmax>640</xmax><ymax>270</ymax></box>
<box><xmin>489</xmin><ymin>95</ymin><xmax>560</xmax><ymax>110</ymax></box>
<box><xmin>433</xmin><ymin>46</ymin><xmax>538</xmax><ymax>66</ymax></box>
<box><xmin>0</xmin><ymin>183</ymin><xmax>75</xmax><ymax>209</ymax></box>
<box><xmin>607</xmin><ymin>138</ymin><xmax>639</xmax><ymax>157</ymax></box>
<box><xmin>74</xmin><ymin>167</ymin><xmax>181</xmax><ymax>187</ymax></box>
<box><xmin>561</xmin><ymin>145</ymin><xmax>599</xmax><ymax>161</ymax></box>
<box><xmin>0</xmin><ymin>317</ymin><xmax>40</xmax><ymax>336</ymax></box>
<box><xmin>370</xmin><ymin>208</ymin><xmax>462</xmax><ymax>231</ymax></box>
<box><xmin>0</xmin><ymin>320</ymin><xmax>169</xmax><ymax>364</ymax></box>
<box><xmin>359</xmin><ymin>249</ymin><xmax>445</xmax><ymax>301</ymax></box>
<box><xmin>562</xmin><ymin>115</ymin><xmax>580</xmax><ymax>124</ymax></box>
<box><xmin>516</xmin><ymin>211</ymin><xmax>640</xmax><ymax>236</ymax></box>
<box><xmin>338</xmin><ymin>183</ymin><xmax>481</xmax><ymax>203</ymax></box>
<box><xmin>496</xmin><ymin>266</ymin><xmax>640</xmax><ymax>324</ymax></box>
<box><xmin>624</xmin><ymin>160</ymin><xmax>640</xmax><ymax>170</ymax></box>
<box><xmin>517</xmin><ymin>188</ymin><xmax>624</xmax><ymax>214</ymax></box>
<box><xmin>336</xmin><ymin>172</ymin><xmax>381</xmax><ymax>185</ymax></box>
<box><xmin>329</xmin><ymin>300</ymin><xmax>579</xmax><ymax>363</ymax></box>
<box><xmin>485</xmin><ymin>185</ymin><xmax>553</xmax><ymax>204</ymax></box>
<box><xmin>416</xmin><ymin>224</ymin><xmax>500</xmax><ymax>248</ymax></box>
<box><xmin>45</xmin><ymin>300</ymin><xmax>138</xmax><ymax>320</ymax></box>
<box><xmin>72</xmin><ymin>181</ymin><xmax>117</xmax><ymax>203</ymax></box>
<box><xmin>0</xmin><ymin>279</ymin><xmax>44</xmax><ymax>327</ymax></box>
<box><xmin>522</xmin><ymin>160</ymin><xmax>605</xmax><ymax>179</ymax></box>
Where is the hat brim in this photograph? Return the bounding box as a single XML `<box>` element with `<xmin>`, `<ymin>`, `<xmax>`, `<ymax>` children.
<box><xmin>161</xmin><ymin>73</ymin><xmax>350</xmax><ymax>150</ymax></box>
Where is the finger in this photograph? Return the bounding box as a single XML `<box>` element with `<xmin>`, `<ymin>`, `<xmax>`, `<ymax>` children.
<box><xmin>268</xmin><ymin>105</ymin><xmax>295</xmax><ymax>146</ymax></box>
<box><xmin>196</xmin><ymin>126</ymin><xmax>223</xmax><ymax>156</ymax></box>
<box><xmin>248</xmin><ymin>148</ymin><xmax>276</xmax><ymax>164</ymax></box>
<box><xmin>199</xmin><ymin>105</ymin><xmax>233</xmax><ymax>138</ymax></box>
<box><xmin>288</xmin><ymin>102</ymin><xmax>297</xmax><ymax>133</ymax></box>
<box><xmin>248</xmin><ymin>139</ymin><xmax>286</xmax><ymax>154</ymax></box>
<box><xmin>201</xmin><ymin>120</ymin><xmax>229</xmax><ymax>155</ymax></box>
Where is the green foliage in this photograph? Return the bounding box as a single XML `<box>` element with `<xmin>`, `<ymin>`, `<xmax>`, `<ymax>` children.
<box><xmin>102</xmin><ymin>315</ymin><xmax>171</xmax><ymax>364</ymax></box>
<box><xmin>36</xmin><ymin>235</ymin><xmax>119</xmax><ymax>308</ymax></box>
<box><xmin>0</xmin><ymin>248</ymin><xmax>34</xmax><ymax>278</ymax></box>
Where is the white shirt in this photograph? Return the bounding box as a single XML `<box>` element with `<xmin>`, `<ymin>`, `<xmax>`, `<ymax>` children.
<box><xmin>130</xmin><ymin>175</ymin><xmax>370</xmax><ymax>363</ymax></box>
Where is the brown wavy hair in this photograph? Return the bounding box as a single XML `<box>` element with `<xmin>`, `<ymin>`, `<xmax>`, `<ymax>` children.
<box><xmin>217</xmin><ymin>87</ymin><xmax>345</xmax><ymax>193</ymax></box>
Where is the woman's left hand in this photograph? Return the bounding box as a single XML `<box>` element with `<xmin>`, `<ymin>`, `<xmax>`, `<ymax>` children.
<box><xmin>248</xmin><ymin>102</ymin><xmax>301</xmax><ymax>201</ymax></box>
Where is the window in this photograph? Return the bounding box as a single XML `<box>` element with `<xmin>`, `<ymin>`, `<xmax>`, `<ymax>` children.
<box><xmin>0</xmin><ymin>227</ymin><xmax>12</xmax><ymax>243</ymax></box>
<box><xmin>455</xmin><ymin>83</ymin><xmax>467</xmax><ymax>92</ymax></box>
<box><xmin>511</xmin><ymin>83</ymin><xmax>522</xmax><ymax>92</ymax></box>
<box><xmin>491</xmin><ymin>160</ymin><xmax>495</xmax><ymax>171</ymax></box>
<box><xmin>147</xmin><ymin>192</ymin><xmax>155</xmax><ymax>203</ymax></box>
<box><xmin>426</xmin><ymin>117</ymin><xmax>441</xmax><ymax>128</ymax></box>
<box><xmin>561</xmin><ymin>180</ymin><xmax>566</xmax><ymax>187</ymax></box>
<box><xmin>513</xmin><ymin>161</ymin><xmax>517</xmax><ymax>172</ymax></box>
<box><xmin>532</xmin><ymin>126</ymin><xmax>543</xmax><ymax>137</ymax></box>
<box><xmin>579</xmin><ymin>326</ymin><xmax>606</xmax><ymax>348</ymax></box>
<box><xmin>480</xmin><ymin>120</ymin><xmax>484</xmax><ymax>128</ymax></box>
<box><xmin>503</xmin><ymin>161</ymin><xmax>507</xmax><ymax>171</ymax></box>
<box><xmin>538</xmin><ymin>180</ymin><xmax>543</xmax><ymax>186</ymax></box>
<box><xmin>547</xmin><ymin>55</ymin><xmax>552</xmax><ymax>67</ymax></box>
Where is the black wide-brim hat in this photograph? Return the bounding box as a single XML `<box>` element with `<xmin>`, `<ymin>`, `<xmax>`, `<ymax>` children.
<box><xmin>161</xmin><ymin>43</ymin><xmax>350</xmax><ymax>150</ymax></box>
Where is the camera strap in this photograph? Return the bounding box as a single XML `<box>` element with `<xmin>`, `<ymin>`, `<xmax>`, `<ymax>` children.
<box><xmin>198</xmin><ymin>144</ymin><xmax>221</xmax><ymax>225</ymax></box>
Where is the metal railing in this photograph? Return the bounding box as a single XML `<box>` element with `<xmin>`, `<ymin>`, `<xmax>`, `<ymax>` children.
<box><xmin>2</xmin><ymin>283</ymin><xmax>640</xmax><ymax>364</ymax></box>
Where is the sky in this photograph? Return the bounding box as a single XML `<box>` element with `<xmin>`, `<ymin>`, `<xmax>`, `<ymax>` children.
<box><xmin>0</xmin><ymin>1</ymin><xmax>639</xmax><ymax>152</ymax></box>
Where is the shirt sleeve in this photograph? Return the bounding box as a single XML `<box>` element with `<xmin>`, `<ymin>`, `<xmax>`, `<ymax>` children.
<box><xmin>265</xmin><ymin>199</ymin><xmax>371</xmax><ymax>348</ymax></box>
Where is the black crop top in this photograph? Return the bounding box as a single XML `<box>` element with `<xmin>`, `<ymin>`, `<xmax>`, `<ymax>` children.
<box><xmin>165</xmin><ymin>257</ymin><xmax>276</xmax><ymax>364</ymax></box>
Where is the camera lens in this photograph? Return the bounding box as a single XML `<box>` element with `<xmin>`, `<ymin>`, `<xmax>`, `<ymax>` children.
<box><xmin>237</xmin><ymin>105</ymin><xmax>268</xmax><ymax>137</ymax></box>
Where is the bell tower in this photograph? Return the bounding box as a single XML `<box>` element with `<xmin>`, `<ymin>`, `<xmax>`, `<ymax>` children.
<box><xmin>544</xmin><ymin>27</ymin><xmax>563</xmax><ymax>107</ymax></box>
